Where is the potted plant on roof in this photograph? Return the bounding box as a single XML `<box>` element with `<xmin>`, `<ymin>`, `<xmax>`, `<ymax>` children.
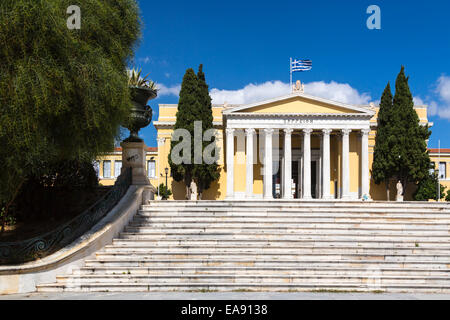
<box><xmin>123</xmin><ymin>68</ymin><xmax>158</xmax><ymax>142</ymax></box>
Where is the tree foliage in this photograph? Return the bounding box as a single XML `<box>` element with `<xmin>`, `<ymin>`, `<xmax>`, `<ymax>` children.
<box><xmin>372</xmin><ymin>82</ymin><xmax>395</xmax><ymax>199</ymax></box>
<box><xmin>0</xmin><ymin>0</ymin><xmax>141</xmax><ymax>226</ymax></box>
<box><xmin>192</xmin><ymin>65</ymin><xmax>220</xmax><ymax>197</ymax></box>
<box><xmin>413</xmin><ymin>172</ymin><xmax>445</xmax><ymax>201</ymax></box>
<box><xmin>168</xmin><ymin>66</ymin><xmax>219</xmax><ymax>199</ymax></box>
<box><xmin>168</xmin><ymin>68</ymin><xmax>200</xmax><ymax>196</ymax></box>
<box><xmin>390</xmin><ymin>67</ymin><xmax>431</xmax><ymax>194</ymax></box>
<box><xmin>372</xmin><ymin>67</ymin><xmax>432</xmax><ymax>199</ymax></box>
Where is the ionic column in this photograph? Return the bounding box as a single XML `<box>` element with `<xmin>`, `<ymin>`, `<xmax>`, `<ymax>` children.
<box><xmin>263</xmin><ymin>128</ymin><xmax>274</xmax><ymax>199</ymax></box>
<box><xmin>341</xmin><ymin>129</ymin><xmax>352</xmax><ymax>200</ymax></box>
<box><xmin>361</xmin><ymin>129</ymin><xmax>371</xmax><ymax>200</ymax></box>
<box><xmin>283</xmin><ymin>129</ymin><xmax>294</xmax><ymax>199</ymax></box>
<box><xmin>226</xmin><ymin>128</ymin><xmax>235</xmax><ymax>199</ymax></box>
<box><xmin>322</xmin><ymin>129</ymin><xmax>332</xmax><ymax>200</ymax></box>
<box><xmin>245</xmin><ymin>128</ymin><xmax>256</xmax><ymax>198</ymax></box>
<box><xmin>302</xmin><ymin>129</ymin><xmax>313</xmax><ymax>200</ymax></box>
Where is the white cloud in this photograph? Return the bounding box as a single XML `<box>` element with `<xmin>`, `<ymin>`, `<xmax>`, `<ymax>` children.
<box><xmin>210</xmin><ymin>81</ymin><xmax>290</xmax><ymax>105</ymax></box>
<box><xmin>421</xmin><ymin>75</ymin><xmax>450</xmax><ymax>120</ymax></box>
<box><xmin>157</xmin><ymin>84</ymin><xmax>181</xmax><ymax>97</ymax></box>
<box><xmin>209</xmin><ymin>80</ymin><xmax>372</xmax><ymax>105</ymax></box>
<box><xmin>304</xmin><ymin>81</ymin><xmax>372</xmax><ymax>105</ymax></box>
<box><xmin>437</xmin><ymin>75</ymin><xmax>450</xmax><ymax>103</ymax></box>
<box><xmin>413</xmin><ymin>96</ymin><xmax>425</xmax><ymax>106</ymax></box>
<box><xmin>138</xmin><ymin>56</ymin><xmax>151</xmax><ymax>64</ymax></box>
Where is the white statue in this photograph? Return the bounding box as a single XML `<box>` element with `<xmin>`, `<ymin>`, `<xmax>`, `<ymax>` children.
<box><xmin>190</xmin><ymin>181</ymin><xmax>198</xmax><ymax>201</ymax></box>
<box><xmin>396</xmin><ymin>180</ymin><xmax>404</xmax><ymax>202</ymax></box>
<box><xmin>293</xmin><ymin>80</ymin><xmax>304</xmax><ymax>93</ymax></box>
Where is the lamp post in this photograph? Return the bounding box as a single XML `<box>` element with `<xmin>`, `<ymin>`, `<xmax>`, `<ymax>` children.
<box><xmin>165</xmin><ymin>167</ymin><xmax>169</xmax><ymax>188</ymax></box>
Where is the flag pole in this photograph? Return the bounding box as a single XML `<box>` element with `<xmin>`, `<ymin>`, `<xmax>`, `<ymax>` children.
<box><xmin>438</xmin><ymin>140</ymin><xmax>441</xmax><ymax>200</ymax></box>
<box><xmin>289</xmin><ymin>57</ymin><xmax>292</xmax><ymax>93</ymax></box>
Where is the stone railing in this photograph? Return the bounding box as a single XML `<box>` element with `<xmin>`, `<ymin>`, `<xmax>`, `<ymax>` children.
<box><xmin>0</xmin><ymin>168</ymin><xmax>132</xmax><ymax>265</ymax></box>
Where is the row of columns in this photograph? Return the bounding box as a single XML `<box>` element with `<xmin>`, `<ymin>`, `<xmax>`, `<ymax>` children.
<box><xmin>226</xmin><ymin>128</ymin><xmax>371</xmax><ymax>200</ymax></box>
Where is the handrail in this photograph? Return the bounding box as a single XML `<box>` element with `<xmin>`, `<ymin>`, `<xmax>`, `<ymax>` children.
<box><xmin>0</xmin><ymin>168</ymin><xmax>132</xmax><ymax>265</ymax></box>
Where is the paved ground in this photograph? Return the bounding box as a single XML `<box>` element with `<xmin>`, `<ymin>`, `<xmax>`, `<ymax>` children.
<box><xmin>1</xmin><ymin>292</ymin><xmax>450</xmax><ymax>300</ymax></box>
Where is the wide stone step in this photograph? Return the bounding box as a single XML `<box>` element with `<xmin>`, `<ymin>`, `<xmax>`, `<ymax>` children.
<box><xmin>130</xmin><ymin>220</ymin><xmax>450</xmax><ymax>230</ymax></box>
<box><xmin>142</xmin><ymin>202</ymin><xmax>450</xmax><ymax>209</ymax></box>
<box><xmin>36</xmin><ymin>282</ymin><xmax>450</xmax><ymax>293</ymax></box>
<box><xmin>95</xmin><ymin>252</ymin><xmax>450</xmax><ymax>262</ymax></box>
<box><xmin>55</xmin><ymin>274</ymin><xmax>450</xmax><ymax>285</ymax></box>
<box><xmin>119</xmin><ymin>232</ymin><xmax>450</xmax><ymax>242</ymax></box>
<box><xmin>101</xmin><ymin>245</ymin><xmax>450</xmax><ymax>255</ymax></box>
<box><xmin>84</xmin><ymin>258</ymin><xmax>450</xmax><ymax>269</ymax></box>
<box><xmin>78</xmin><ymin>266</ymin><xmax>450</xmax><ymax>277</ymax></box>
<box><xmin>136</xmin><ymin>214</ymin><xmax>450</xmax><ymax>224</ymax></box>
<box><xmin>139</xmin><ymin>208</ymin><xmax>450</xmax><ymax>215</ymax></box>
<box><xmin>124</xmin><ymin>226</ymin><xmax>450</xmax><ymax>236</ymax></box>
<box><xmin>112</xmin><ymin>238</ymin><xmax>450</xmax><ymax>248</ymax></box>
<box><xmin>138</xmin><ymin>210</ymin><xmax>450</xmax><ymax>218</ymax></box>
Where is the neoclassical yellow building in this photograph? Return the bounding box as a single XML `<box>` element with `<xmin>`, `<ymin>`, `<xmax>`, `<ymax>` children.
<box><xmin>151</xmin><ymin>90</ymin><xmax>450</xmax><ymax>201</ymax></box>
<box><xmin>96</xmin><ymin>91</ymin><xmax>449</xmax><ymax>201</ymax></box>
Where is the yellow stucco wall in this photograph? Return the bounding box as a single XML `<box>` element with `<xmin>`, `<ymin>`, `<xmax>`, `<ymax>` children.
<box><xmin>97</xmin><ymin>151</ymin><xmax>159</xmax><ymax>187</ymax></box>
<box><xmin>243</xmin><ymin>96</ymin><xmax>359</xmax><ymax>114</ymax></box>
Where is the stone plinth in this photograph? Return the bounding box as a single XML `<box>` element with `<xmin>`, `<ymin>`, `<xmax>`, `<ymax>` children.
<box><xmin>121</xmin><ymin>141</ymin><xmax>153</xmax><ymax>188</ymax></box>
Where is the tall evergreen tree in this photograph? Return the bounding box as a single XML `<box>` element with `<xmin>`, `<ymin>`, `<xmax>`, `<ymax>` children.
<box><xmin>193</xmin><ymin>65</ymin><xmax>220</xmax><ymax>198</ymax></box>
<box><xmin>168</xmin><ymin>68</ymin><xmax>202</xmax><ymax>199</ymax></box>
<box><xmin>372</xmin><ymin>83</ymin><xmax>396</xmax><ymax>200</ymax></box>
<box><xmin>391</xmin><ymin>66</ymin><xmax>431</xmax><ymax>195</ymax></box>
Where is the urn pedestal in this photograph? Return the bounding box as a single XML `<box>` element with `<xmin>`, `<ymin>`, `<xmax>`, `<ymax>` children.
<box><xmin>121</xmin><ymin>141</ymin><xmax>155</xmax><ymax>192</ymax></box>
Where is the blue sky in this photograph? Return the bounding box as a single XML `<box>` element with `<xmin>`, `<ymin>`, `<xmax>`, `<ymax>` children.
<box><xmin>132</xmin><ymin>0</ymin><xmax>450</xmax><ymax>148</ymax></box>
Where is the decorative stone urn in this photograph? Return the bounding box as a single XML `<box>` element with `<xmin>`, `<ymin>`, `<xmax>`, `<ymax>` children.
<box><xmin>123</xmin><ymin>87</ymin><xmax>156</xmax><ymax>142</ymax></box>
<box><xmin>121</xmin><ymin>86</ymin><xmax>157</xmax><ymax>190</ymax></box>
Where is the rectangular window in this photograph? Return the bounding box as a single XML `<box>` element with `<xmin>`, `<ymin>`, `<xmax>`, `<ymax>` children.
<box><xmin>439</xmin><ymin>162</ymin><xmax>446</xmax><ymax>179</ymax></box>
<box><xmin>148</xmin><ymin>160</ymin><xmax>156</xmax><ymax>178</ymax></box>
<box><xmin>103</xmin><ymin>160</ymin><xmax>111</xmax><ymax>178</ymax></box>
<box><xmin>114</xmin><ymin>161</ymin><xmax>122</xmax><ymax>178</ymax></box>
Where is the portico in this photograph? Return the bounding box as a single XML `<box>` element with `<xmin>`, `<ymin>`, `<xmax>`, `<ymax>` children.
<box><xmin>223</xmin><ymin>92</ymin><xmax>375</xmax><ymax>200</ymax></box>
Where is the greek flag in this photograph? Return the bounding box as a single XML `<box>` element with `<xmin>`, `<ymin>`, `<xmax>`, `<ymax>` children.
<box><xmin>291</xmin><ymin>59</ymin><xmax>312</xmax><ymax>72</ymax></box>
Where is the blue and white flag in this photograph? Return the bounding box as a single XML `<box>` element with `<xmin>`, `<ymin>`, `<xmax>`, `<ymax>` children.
<box><xmin>291</xmin><ymin>59</ymin><xmax>312</xmax><ymax>72</ymax></box>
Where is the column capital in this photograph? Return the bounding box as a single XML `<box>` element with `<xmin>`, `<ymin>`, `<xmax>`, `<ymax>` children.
<box><xmin>284</xmin><ymin>128</ymin><xmax>294</xmax><ymax>135</ymax></box>
<box><xmin>360</xmin><ymin>128</ymin><xmax>371</xmax><ymax>136</ymax></box>
<box><xmin>245</xmin><ymin>128</ymin><xmax>256</xmax><ymax>136</ymax></box>
<box><xmin>226</xmin><ymin>128</ymin><xmax>235</xmax><ymax>136</ymax></box>
<box><xmin>341</xmin><ymin>129</ymin><xmax>352</xmax><ymax>136</ymax></box>
<box><xmin>303</xmin><ymin>128</ymin><xmax>313</xmax><ymax>135</ymax></box>
<box><xmin>263</xmin><ymin>128</ymin><xmax>274</xmax><ymax>135</ymax></box>
<box><xmin>322</xmin><ymin>129</ymin><xmax>332</xmax><ymax>135</ymax></box>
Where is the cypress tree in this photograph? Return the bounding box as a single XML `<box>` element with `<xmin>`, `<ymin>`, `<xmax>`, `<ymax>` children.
<box><xmin>372</xmin><ymin>83</ymin><xmax>396</xmax><ymax>200</ymax></box>
<box><xmin>391</xmin><ymin>66</ymin><xmax>431</xmax><ymax>196</ymax></box>
<box><xmin>193</xmin><ymin>65</ymin><xmax>220</xmax><ymax>199</ymax></box>
<box><xmin>168</xmin><ymin>68</ymin><xmax>202</xmax><ymax>199</ymax></box>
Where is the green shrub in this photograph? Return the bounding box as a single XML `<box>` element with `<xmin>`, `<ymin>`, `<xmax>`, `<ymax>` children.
<box><xmin>158</xmin><ymin>184</ymin><xmax>172</xmax><ymax>200</ymax></box>
<box><xmin>413</xmin><ymin>173</ymin><xmax>445</xmax><ymax>201</ymax></box>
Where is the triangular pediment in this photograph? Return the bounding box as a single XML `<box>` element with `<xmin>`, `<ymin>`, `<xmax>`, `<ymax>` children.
<box><xmin>223</xmin><ymin>92</ymin><xmax>374</xmax><ymax>116</ymax></box>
